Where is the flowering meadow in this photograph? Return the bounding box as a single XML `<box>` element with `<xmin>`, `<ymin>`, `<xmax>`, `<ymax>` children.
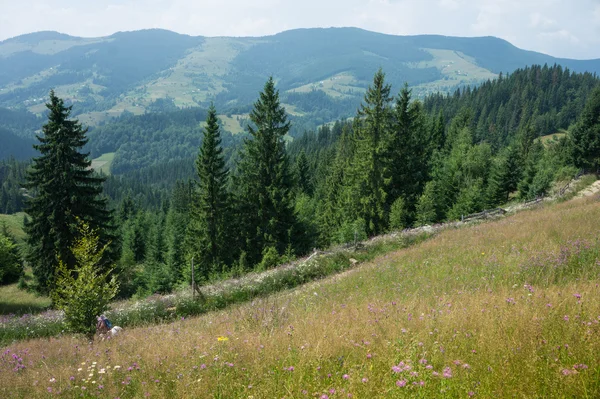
<box><xmin>2</xmin><ymin>195</ymin><xmax>600</xmax><ymax>398</ymax></box>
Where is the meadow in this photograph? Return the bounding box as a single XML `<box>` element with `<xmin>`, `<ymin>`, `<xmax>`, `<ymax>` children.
<box><xmin>2</xmin><ymin>195</ymin><xmax>600</xmax><ymax>398</ymax></box>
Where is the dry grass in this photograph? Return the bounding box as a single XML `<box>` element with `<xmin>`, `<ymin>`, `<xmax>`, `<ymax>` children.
<box><xmin>2</xmin><ymin>196</ymin><xmax>600</xmax><ymax>398</ymax></box>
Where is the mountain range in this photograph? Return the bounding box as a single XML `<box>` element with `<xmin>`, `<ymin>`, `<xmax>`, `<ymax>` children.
<box><xmin>2</xmin><ymin>27</ymin><xmax>600</xmax><ymax>129</ymax></box>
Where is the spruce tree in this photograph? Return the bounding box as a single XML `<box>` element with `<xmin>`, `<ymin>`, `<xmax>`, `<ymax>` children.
<box><xmin>295</xmin><ymin>150</ymin><xmax>312</xmax><ymax>196</ymax></box>
<box><xmin>234</xmin><ymin>77</ymin><xmax>296</xmax><ymax>265</ymax></box>
<box><xmin>388</xmin><ymin>84</ymin><xmax>428</xmax><ymax>222</ymax></box>
<box><xmin>186</xmin><ymin>105</ymin><xmax>230</xmax><ymax>279</ymax></box>
<box><xmin>570</xmin><ymin>86</ymin><xmax>600</xmax><ymax>172</ymax></box>
<box><xmin>346</xmin><ymin>69</ymin><xmax>392</xmax><ymax>235</ymax></box>
<box><xmin>24</xmin><ymin>91</ymin><xmax>114</xmax><ymax>294</ymax></box>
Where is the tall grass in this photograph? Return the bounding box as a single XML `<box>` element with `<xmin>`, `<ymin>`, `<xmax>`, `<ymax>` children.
<box><xmin>2</xmin><ymin>196</ymin><xmax>600</xmax><ymax>398</ymax></box>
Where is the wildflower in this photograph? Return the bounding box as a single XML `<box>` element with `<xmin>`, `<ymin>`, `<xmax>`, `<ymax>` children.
<box><xmin>70</xmin><ymin>376</ymin><xmax>75</xmax><ymax>381</ymax></box>
<box><xmin>113</xmin><ymin>365</ymin><xmax>121</xmax><ymax>370</ymax></box>
<box><xmin>443</xmin><ymin>367</ymin><xmax>453</xmax><ymax>378</ymax></box>
<box><xmin>463</xmin><ymin>363</ymin><xmax>471</xmax><ymax>369</ymax></box>
<box><xmin>200</xmin><ymin>364</ymin><xmax>207</xmax><ymax>369</ymax></box>
<box><xmin>366</xmin><ymin>353</ymin><xmax>372</xmax><ymax>359</ymax></box>
<box><xmin>287</xmin><ymin>366</ymin><xmax>294</xmax><ymax>372</ymax></box>
<box><xmin>362</xmin><ymin>378</ymin><xmax>368</xmax><ymax>383</ymax></box>
<box><xmin>99</xmin><ymin>369</ymin><xmax>106</xmax><ymax>374</ymax></box>
<box><xmin>49</xmin><ymin>378</ymin><xmax>56</xmax><ymax>383</ymax></box>
<box><xmin>392</xmin><ymin>366</ymin><xmax>402</xmax><ymax>373</ymax></box>
<box><xmin>564</xmin><ymin>315</ymin><xmax>570</xmax><ymax>321</ymax></box>
<box><xmin>574</xmin><ymin>293</ymin><xmax>582</xmax><ymax>300</ymax></box>
<box><xmin>396</xmin><ymin>379</ymin><xmax>407</xmax><ymax>387</ymax></box>
<box><xmin>320</xmin><ymin>395</ymin><xmax>329</xmax><ymax>399</ymax></box>
<box><xmin>217</xmin><ymin>336</ymin><xmax>229</xmax><ymax>342</ymax></box>
<box><xmin>343</xmin><ymin>374</ymin><xmax>349</xmax><ymax>380</ymax></box>
<box><xmin>468</xmin><ymin>392</ymin><xmax>475</xmax><ymax>397</ymax></box>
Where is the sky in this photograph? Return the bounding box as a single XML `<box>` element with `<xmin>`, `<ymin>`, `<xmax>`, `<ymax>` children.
<box><xmin>1</xmin><ymin>0</ymin><xmax>600</xmax><ymax>59</ymax></box>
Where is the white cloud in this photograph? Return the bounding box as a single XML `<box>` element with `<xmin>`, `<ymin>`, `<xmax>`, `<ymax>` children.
<box><xmin>539</xmin><ymin>29</ymin><xmax>580</xmax><ymax>44</ymax></box>
<box><xmin>530</xmin><ymin>12</ymin><xmax>557</xmax><ymax>29</ymax></box>
<box><xmin>0</xmin><ymin>0</ymin><xmax>599</xmax><ymax>59</ymax></box>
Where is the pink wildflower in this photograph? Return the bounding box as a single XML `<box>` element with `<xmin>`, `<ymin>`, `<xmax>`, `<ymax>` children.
<box><xmin>443</xmin><ymin>367</ymin><xmax>453</xmax><ymax>378</ymax></box>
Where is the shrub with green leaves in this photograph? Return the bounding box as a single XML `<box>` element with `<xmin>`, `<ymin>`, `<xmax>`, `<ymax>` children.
<box><xmin>257</xmin><ymin>246</ymin><xmax>281</xmax><ymax>271</ymax></box>
<box><xmin>51</xmin><ymin>222</ymin><xmax>119</xmax><ymax>338</ymax></box>
<box><xmin>0</xmin><ymin>232</ymin><xmax>22</xmax><ymax>284</ymax></box>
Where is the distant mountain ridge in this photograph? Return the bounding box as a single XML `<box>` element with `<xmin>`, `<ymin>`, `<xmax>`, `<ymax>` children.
<box><xmin>1</xmin><ymin>27</ymin><xmax>600</xmax><ymax>127</ymax></box>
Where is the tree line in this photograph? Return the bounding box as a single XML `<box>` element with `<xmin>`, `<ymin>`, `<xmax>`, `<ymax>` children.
<box><xmin>2</xmin><ymin>64</ymin><xmax>600</xmax><ymax>299</ymax></box>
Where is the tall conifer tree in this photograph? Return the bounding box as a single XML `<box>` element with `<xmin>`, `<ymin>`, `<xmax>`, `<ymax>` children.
<box><xmin>570</xmin><ymin>86</ymin><xmax>600</xmax><ymax>172</ymax></box>
<box><xmin>346</xmin><ymin>69</ymin><xmax>392</xmax><ymax>235</ymax></box>
<box><xmin>24</xmin><ymin>91</ymin><xmax>113</xmax><ymax>294</ymax></box>
<box><xmin>234</xmin><ymin>77</ymin><xmax>296</xmax><ymax>264</ymax></box>
<box><xmin>186</xmin><ymin>105</ymin><xmax>230</xmax><ymax>278</ymax></box>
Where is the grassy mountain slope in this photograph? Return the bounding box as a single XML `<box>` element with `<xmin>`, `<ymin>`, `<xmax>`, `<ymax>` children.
<box><xmin>2</xmin><ymin>192</ymin><xmax>600</xmax><ymax>397</ymax></box>
<box><xmin>2</xmin><ymin>27</ymin><xmax>600</xmax><ymax>125</ymax></box>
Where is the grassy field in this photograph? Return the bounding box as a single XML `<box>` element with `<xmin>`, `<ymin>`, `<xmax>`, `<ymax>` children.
<box><xmin>0</xmin><ymin>212</ymin><xmax>26</xmax><ymax>243</ymax></box>
<box><xmin>2</xmin><ymin>193</ymin><xmax>600</xmax><ymax>397</ymax></box>
<box><xmin>90</xmin><ymin>152</ymin><xmax>115</xmax><ymax>175</ymax></box>
<box><xmin>539</xmin><ymin>132</ymin><xmax>567</xmax><ymax>147</ymax></box>
<box><xmin>287</xmin><ymin>72</ymin><xmax>367</xmax><ymax>99</ymax></box>
<box><xmin>411</xmin><ymin>49</ymin><xmax>498</xmax><ymax>98</ymax></box>
<box><xmin>217</xmin><ymin>114</ymin><xmax>248</xmax><ymax>135</ymax></box>
<box><xmin>0</xmin><ymin>284</ymin><xmax>51</xmax><ymax>316</ymax></box>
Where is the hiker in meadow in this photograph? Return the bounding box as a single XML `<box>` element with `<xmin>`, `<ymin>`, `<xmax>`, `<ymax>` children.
<box><xmin>96</xmin><ymin>315</ymin><xmax>123</xmax><ymax>338</ymax></box>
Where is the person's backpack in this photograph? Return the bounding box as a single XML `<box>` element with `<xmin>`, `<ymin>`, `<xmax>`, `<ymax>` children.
<box><xmin>104</xmin><ymin>318</ymin><xmax>113</xmax><ymax>329</ymax></box>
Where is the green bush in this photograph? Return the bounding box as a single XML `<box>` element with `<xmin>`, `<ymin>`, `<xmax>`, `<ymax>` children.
<box><xmin>51</xmin><ymin>222</ymin><xmax>119</xmax><ymax>338</ymax></box>
<box><xmin>257</xmin><ymin>246</ymin><xmax>281</xmax><ymax>271</ymax></box>
<box><xmin>0</xmin><ymin>233</ymin><xmax>22</xmax><ymax>284</ymax></box>
<box><xmin>389</xmin><ymin>197</ymin><xmax>407</xmax><ymax>230</ymax></box>
<box><xmin>336</xmin><ymin>218</ymin><xmax>367</xmax><ymax>244</ymax></box>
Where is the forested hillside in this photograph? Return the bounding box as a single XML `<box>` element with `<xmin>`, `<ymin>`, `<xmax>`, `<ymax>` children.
<box><xmin>0</xmin><ymin>108</ymin><xmax>40</xmax><ymax>159</ymax></box>
<box><xmin>2</xmin><ymin>27</ymin><xmax>600</xmax><ymax>127</ymax></box>
<box><xmin>2</xmin><ymin>64</ymin><xmax>600</xmax><ymax>299</ymax></box>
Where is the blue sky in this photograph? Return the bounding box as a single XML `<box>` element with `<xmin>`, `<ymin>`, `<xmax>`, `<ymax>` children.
<box><xmin>1</xmin><ymin>0</ymin><xmax>599</xmax><ymax>59</ymax></box>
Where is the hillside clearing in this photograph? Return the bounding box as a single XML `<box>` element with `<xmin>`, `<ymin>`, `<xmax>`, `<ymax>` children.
<box><xmin>2</xmin><ymin>191</ymin><xmax>600</xmax><ymax>397</ymax></box>
<box><xmin>90</xmin><ymin>152</ymin><xmax>115</xmax><ymax>175</ymax></box>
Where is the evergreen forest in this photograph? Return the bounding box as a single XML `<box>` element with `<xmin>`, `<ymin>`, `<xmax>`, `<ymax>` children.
<box><xmin>2</xmin><ymin>63</ymin><xmax>600</xmax><ymax>298</ymax></box>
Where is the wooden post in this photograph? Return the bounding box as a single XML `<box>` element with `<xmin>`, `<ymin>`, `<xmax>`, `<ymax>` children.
<box><xmin>191</xmin><ymin>256</ymin><xmax>195</xmax><ymax>300</ymax></box>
